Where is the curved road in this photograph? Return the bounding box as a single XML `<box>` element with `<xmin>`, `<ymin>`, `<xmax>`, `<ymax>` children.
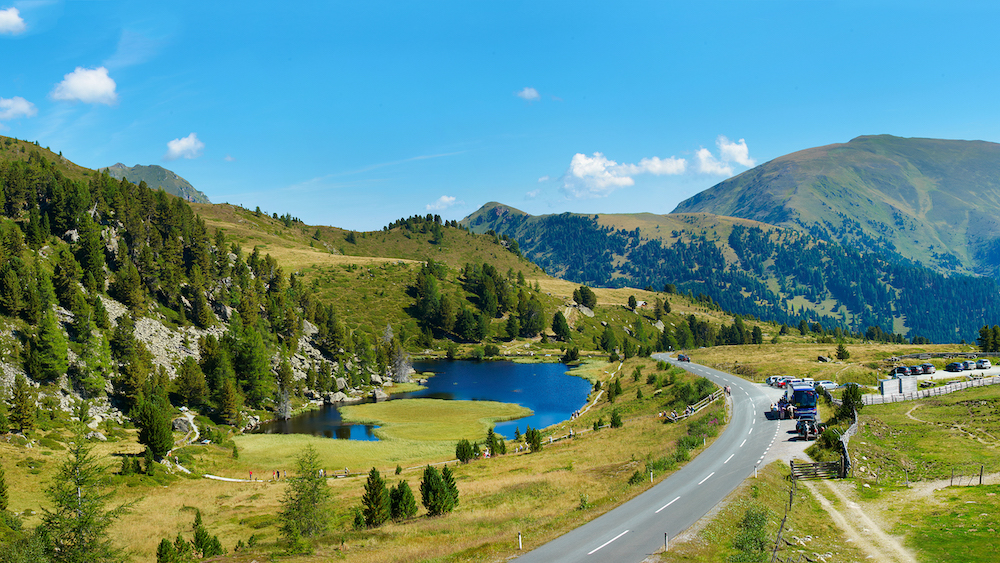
<box><xmin>515</xmin><ymin>353</ymin><xmax>785</xmax><ymax>562</ymax></box>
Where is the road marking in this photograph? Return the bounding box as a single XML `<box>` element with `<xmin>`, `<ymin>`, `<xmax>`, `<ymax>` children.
<box><xmin>748</xmin><ymin>428</ymin><xmax>753</xmax><ymax>435</ymax></box>
<box><xmin>588</xmin><ymin>530</ymin><xmax>630</xmax><ymax>555</ymax></box>
<box><xmin>724</xmin><ymin>453</ymin><xmax>735</xmax><ymax>464</ymax></box>
<box><xmin>655</xmin><ymin>496</ymin><xmax>680</xmax><ymax>513</ymax></box>
<box><xmin>698</xmin><ymin>472</ymin><xmax>715</xmax><ymax>485</ymax></box>
<box><xmin>740</xmin><ymin>439</ymin><xmax>747</xmax><ymax>447</ymax></box>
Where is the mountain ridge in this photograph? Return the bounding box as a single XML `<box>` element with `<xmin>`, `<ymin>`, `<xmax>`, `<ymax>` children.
<box><xmin>100</xmin><ymin>162</ymin><xmax>211</xmax><ymax>203</ymax></box>
<box><xmin>673</xmin><ymin>134</ymin><xmax>1000</xmax><ymax>275</ymax></box>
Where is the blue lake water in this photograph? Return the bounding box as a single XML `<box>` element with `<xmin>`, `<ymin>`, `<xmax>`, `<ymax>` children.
<box><xmin>258</xmin><ymin>359</ymin><xmax>592</xmax><ymax>441</ymax></box>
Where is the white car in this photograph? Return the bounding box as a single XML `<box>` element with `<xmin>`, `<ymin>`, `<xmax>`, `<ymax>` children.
<box><xmin>977</xmin><ymin>359</ymin><xmax>992</xmax><ymax>369</ymax></box>
<box><xmin>816</xmin><ymin>380</ymin><xmax>838</xmax><ymax>390</ymax></box>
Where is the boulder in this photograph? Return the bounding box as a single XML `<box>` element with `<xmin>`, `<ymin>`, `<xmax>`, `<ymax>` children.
<box><xmin>371</xmin><ymin>374</ymin><xmax>383</xmax><ymax>385</ymax></box>
<box><xmin>654</xmin><ymin>320</ymin><xmax>665</xmax><ymax>332</ymax></box>
<box><xmin>325</xmin><ymin>391</ymin><xmax>349</xmax><ymax>404</ymax></box>
<box><xmin>85</xmin><ymin>431</ymin><xmax>107</xmax><ymax>442</ymax></box>
<box><xmin>578</xmin><ymin>305</ymin><xmax>595</xmax><ymax>318</ymax></box>
<box><xmin>172</xmin><ymin>417</ymin><xmax>193</xmax><ymax>433</ymax></box>
<box><xmin>336</xmin><ymin>378</ymin><xmax>347</xmax><ymax>391</ymax></box>
<box><xmin>372</xmin><ymin>388</ymin><xmax>389</xmax><ymax>402</ymax></box>
<box><xmin>818</xmin><ymin>356</ymin><xmax>831</xmax><ymax>363</ymax></box>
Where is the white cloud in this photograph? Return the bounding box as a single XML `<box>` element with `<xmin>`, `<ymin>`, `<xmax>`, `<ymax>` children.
<box><xmin>0</xmin><ymin>96</ymin><xmax>36</xmax><ymax>121</ymax></box>
<box><xmin>696</xmin><ymin>148</ymin><xmax>732</xmax><ymax>175</ymax></box>
<box><xmin>537</xmin><ymin>175</ymin><xmax>550</xmax><ymax>182</ymax></box>
<box><xmin>525</xmin><ymin>188</ymin><xmax>541</xmax><ymax>199</ymax></box>
<box><xmin>561</xmin><ymin>152</ymin><xmax>687</xmax><ymax>198</ymax></box>
<box><xmin>0</xmin><ymin>7</ymin><xmax>25</xmax><ymax>34</ymax></box>
<box><xmin>696</xmin><ymin>136</ymin><xmax>756</xmax><ymax>175</ymax></box>
<box><xmin>516</xmin><ymin>87</ymin><xmax>540</xmax><ymax>101</ymax></box>
<box><xmin>621</xmin><ymin>156</ymin><xmax>688</xmax><ymax>176</ymax></box>
<box><xmin>426</xmin><ymin>195</ymin><xmax>459</xmax><ymax>211</ymax></box>
<box><xmin>164</xmin><ymin>133</ymin><xmax>205</xmax><ymax>160</ymax></box>
<box><xmin>224</xmin><ymin>154</ymin><xmax>236</xmax><ymax>162</ymax></box>
<box><xmin>50</xmin><ymin>67</ymin><xmax>118</xmax><ymax>105</ymax></box>
<box><xmin>717</xmin><ymin>136</ymin><xmax>755</xmax><ymax>167</ymax></box>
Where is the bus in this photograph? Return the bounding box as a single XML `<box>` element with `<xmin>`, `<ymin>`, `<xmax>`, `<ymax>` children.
<box><xmin>786</xmin><ymin>384</ymin><xmax>818</xmax><ymax>419</ymax></box>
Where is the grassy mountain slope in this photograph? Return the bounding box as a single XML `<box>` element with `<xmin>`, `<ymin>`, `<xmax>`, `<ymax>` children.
<box><xmin>101</xmin><ymin>162</ymin><xmax>211</xmax><ymax>203</ymax></box>
<box><xmin>673</xmin><ymin>134</ymin><xmax>1000</xmax><ymax>275</ymax></box>
<box><xmin>463</xmin><ymin>202</ymin><xmax>1000</xmax><ymax>343</ymax></box>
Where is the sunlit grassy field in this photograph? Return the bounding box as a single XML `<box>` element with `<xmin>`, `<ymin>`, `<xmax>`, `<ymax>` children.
<box><xmin>2</xmin><ymin>356</ymin><xmax>730</xmax><ymax>562</ymax></box>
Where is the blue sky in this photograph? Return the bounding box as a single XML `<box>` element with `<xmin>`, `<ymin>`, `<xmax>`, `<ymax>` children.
<box><xmin>2</xmin><ymin>1</ymin><xmax>999</xmax><ymax>231</ymax></box>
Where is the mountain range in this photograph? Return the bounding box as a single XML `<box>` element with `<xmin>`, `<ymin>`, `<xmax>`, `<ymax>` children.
<box><xmin>463</xmin><ymin>135</ymin><xmax>1000</xmax><ymax>343</ymax></box>
<box><xmin>101</xmin><ymin>162</ymin><xmax>211</xmax><ymax>204</ymax></box>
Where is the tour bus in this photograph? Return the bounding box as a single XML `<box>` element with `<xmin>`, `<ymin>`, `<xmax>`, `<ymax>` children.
<box><xmin>786</xmin><ymin>383</ymin><xmax>819</xmax><ymax>419</ymax></box>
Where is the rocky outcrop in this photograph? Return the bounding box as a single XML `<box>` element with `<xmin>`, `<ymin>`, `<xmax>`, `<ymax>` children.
<box><xmin>172</xmin><ymin>417</ymin><xmax>193</xmax><ymax>433</ymax></box>
<box><xmin>371</xmin><ymin>388</ymin><xmax>389</xmax><ymax>402</ymax></box>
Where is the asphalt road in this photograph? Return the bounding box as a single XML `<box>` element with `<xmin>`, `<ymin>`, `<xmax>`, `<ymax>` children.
<box><xmin>514</xmin><ymin>353</ymin><xmax>786</xmax><ymax>563</ymax></box>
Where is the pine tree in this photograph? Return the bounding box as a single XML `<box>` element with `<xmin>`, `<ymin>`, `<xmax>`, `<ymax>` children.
<box><xmin>552</xmin><ymin>311</ymin><xmax>571</xmax><ymax>341</ymax></box>
<box><xmin>8</xmin><ymin>373</ymin><xmax>34</xmax><ymax>433</ymax></box>
<box><xmin>442</xmin><ymin>465</ymin><xmax>459</xmax><ymax>507</ymax></box>
<box><xmin>156</xmin><ymin>537</ymin><xmax>176</xmax><ymax>563</ymax></box>
<box><xmin>175</xmin><ymin>357</ymin><xmax>208</xmax><ymax>408</ymax></box>
<box><xmin>836</xmin><ymin>342</ymin><xmax>850</xmax><ymax>360</ymax></box>
<box><xmin>389</xmin><ymin>480</ymin><xmax>417</xmax><ymax>521</ymax></box>
<box><xmin>92</xmin><ymin>295</ymin><xmax>111</xmax><ymax>329</ymax></box>
<box><xmin>455</xmin><ymin>438</ymin><xmax>474</xmax><ymax>463</ymax></box>
<box><xmin>280</xmin><ymin>445</ymin><xmax>330</xmax><ymax>538</ymax></box>
<box><xmin>0</xmin><ymin>265</ymin><xmax>22</xmax><ymax>317</ymax></box>
<box><xmin>42</xmin><ymin>433</ymin><xmax>134</xmax><ymax>563</ymax></box>
<box><xmin>362</xmin><ymin>467</ymin><xmax>390</xmax><ymax>527</ymax></box>
<box><xmin>33</xmin><ymin>309</ymin><xmax>68</xmax><ymax>381</ymax></box>
<box><xmin>217</xmin><ymin>376</ymin><xmax>241</xmax><ymax>426</ymax></box>
<box><xmin>135</xmin><ymin>396</ymin><xmax>173</xmax><ymax>460</ymax></box>
<box><xmin>419</xmin><ymin>465</ymin><xmax>454</xmax><ymax>516</ymax></box>
<box><xmin>0</xmin><ymin>462</ymin><xmax>8</xmax><ymax>511</ymax></box>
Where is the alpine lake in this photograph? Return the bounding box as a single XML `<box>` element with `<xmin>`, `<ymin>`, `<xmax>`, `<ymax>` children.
<box><xmin>258</xmin><ymin>359</ymin><xmax>592</xmax><ymax>441</ymax></box>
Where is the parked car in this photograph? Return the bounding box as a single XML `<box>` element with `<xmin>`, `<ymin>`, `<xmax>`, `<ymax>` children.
<box><xmin>771</xmin><ymin>376</ymin><xmax>793</xmax><ymax>387</ymax></box>
<box><xmin>816</xmin><ymin>380</ymin><xmax>838</xmax><ymax>390</ymax></box>
<box><xmin>961</xmin><ymin>360</ymin><xmax>975</xmax><ymax>370</ymax></box>
<box><xmin>677</xmin><ymin>354</ymin><xmax>690</xmax><ymax>362</ymax></box>
<box><xmin>890</xmin><ymin>366</ymin><xmax>911</xmax><ymax>377</ymax></box>
<box><xmin>977</xmin><ymin>359</ymin><xmax>992</xmax><ymax>369</ymax></box>
<box><xmin>946</xmin><ymin>362</ymin><xmax>964</xmax><ymax>372</ymax></box>
<box><xmin>919</xmin><ymin>363</ymin><xmax>936</xmax><ymax>374</ymax></box>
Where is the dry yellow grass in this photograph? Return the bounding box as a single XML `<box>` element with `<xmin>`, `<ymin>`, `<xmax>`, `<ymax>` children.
<box><xmin>2</xmin><ymin>357</ymin><xmax>727</xmax><ymax>562</ymax></box>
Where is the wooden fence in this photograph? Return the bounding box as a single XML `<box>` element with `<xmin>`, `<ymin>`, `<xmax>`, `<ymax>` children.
<box><xmin>863</xmin><ymin>376</ymin><xmax>1000</xmax><ymax>405</ymax></box>
<box><xmin>790</xmin><ymin>460</ymin><xmax>843</xmax><ymax>480</ymax></box>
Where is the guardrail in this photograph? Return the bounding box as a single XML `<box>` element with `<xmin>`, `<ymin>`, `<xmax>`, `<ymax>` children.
<box><xmin>863</xmin><ymin>376</ymin><xmax>1000</xmax><ymax>405</ymax></box>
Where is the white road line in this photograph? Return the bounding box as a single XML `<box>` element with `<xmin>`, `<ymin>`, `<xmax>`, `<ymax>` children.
<box><xmin>740</xmin><ymin>439</ymin><xmax>747</xmax><ymax>447</ymax></box>
<box><xmin>748</xmin><ymin>428</ymin><xmax>753</xmax><ymax>435</ymax></box>
<box><xmin>698</xmin><ymin>472</ymin><xmax>715</xmax><ymax>485</ymax></box>
<box><xmin>588</xmin><ymin>530</ymin><xmax>630</xmax><ymax>555</ymax></box>
<box><xmin>724</xmin><ymin>453</ymin><xmax>735</xmax><ymax>464</ymax></box>
<box><xmin>655</xmin><ymin>496</ymin><xmax>680</xmax><ymax>513</ymax></box>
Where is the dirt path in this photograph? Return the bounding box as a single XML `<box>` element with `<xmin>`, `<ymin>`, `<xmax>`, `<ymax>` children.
<box><xmin>802</xmin><ymin>480</ymin><xmax>918</xmax><ymax>563</ymax></box>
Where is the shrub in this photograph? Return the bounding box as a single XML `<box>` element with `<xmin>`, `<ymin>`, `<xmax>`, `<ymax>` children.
<box><xmin>627</xmin><ymin>470</ymin><xmax>644</xmax><ymax>485</ymax></box>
